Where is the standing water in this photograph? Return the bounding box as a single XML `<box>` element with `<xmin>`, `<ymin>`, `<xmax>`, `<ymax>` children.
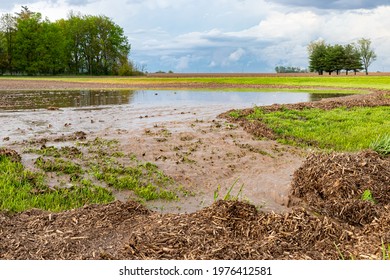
<box><xmin>0</xmin><ymin>89</ymin><xmax>348</xmax><ymax>144</ymax></box>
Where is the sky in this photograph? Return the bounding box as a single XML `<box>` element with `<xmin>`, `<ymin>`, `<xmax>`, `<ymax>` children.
<box><xmin>1</xmin><ymin>0</ymin><xmax>390</xmax><ymax>73</ymax></box>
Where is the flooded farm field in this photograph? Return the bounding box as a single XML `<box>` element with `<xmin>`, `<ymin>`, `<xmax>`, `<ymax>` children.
<box><xmin>1</xmin><ymin>87</ymin><xmax>390</xmax><ymax>260</ymax></box>
<box><xmin>0</xmin><ymin>89</ymin><xmax>346</xmax><ymax>213</ymax></box>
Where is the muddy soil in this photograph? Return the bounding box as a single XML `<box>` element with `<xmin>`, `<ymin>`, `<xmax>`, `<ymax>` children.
<box><xmin>0</xmin><ymin>79</ymin><xmax>389</xmax><ymax>260</ymax></box>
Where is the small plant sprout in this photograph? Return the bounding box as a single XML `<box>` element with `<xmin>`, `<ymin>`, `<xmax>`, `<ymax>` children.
<box><xmin>361</xmin><ymin>189</ymin><xmax>376</xmax><ymax>204</ymax></box>
<box><xmin>382</xmin><ymin>240</ymin><xmax>390</xmax><ymax>260</ymax></box>
<box><xmin>214</xmin><ymin>178</ymin><xmax>244</xmax><ymax>202</ymax></box>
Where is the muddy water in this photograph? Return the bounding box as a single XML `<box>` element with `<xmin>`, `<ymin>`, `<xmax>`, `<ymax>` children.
<box><xmin>0</xmin><ymin>89</ymin><xmax>347</xmax><ymax>144</ymax></box>
<box><xmin>0</xmin><ymin>89</ymin><xmax>347</xmax><ymax>110</ymax></box>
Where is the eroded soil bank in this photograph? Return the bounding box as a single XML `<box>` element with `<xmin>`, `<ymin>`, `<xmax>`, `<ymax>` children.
<box><xmin>0</xmin><ymin>80</ymin><xmax>389</xmax><ymax>259</ymax></box>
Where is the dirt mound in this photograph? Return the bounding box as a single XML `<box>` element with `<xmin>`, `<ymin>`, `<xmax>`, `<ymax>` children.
<box><xmin>119</xmin><ymin>201</ymin><xmax>353</xmax><ymax>260</ymax></box>
<box><xmin>0</xmin><ymin>201</ymin><xmax>150</xmax><ymax>260</ymax></box>
<box><xmin>290</xmin><ymin>151</ymin><xmax>390</xmax><ymax>226</ymax></box>
<box><xmin>0</xmin><ymin>200</ymin><xmax>355</xmax><ymax>260</ymax></box>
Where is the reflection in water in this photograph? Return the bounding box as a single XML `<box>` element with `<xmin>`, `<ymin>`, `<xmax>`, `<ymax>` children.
<box><xmin>0</xmin><ymin>89</ymin><xmax>350</xmax><ymax>110</ymax></box>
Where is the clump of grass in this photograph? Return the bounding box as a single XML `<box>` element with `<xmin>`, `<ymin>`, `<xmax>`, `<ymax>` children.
<box><xmin>91</xmin><ymin>160</ymin><xmax>178</xmax><ymax>201</ymax></box>
<box><xmin>370</xmin><ymin>134</ymin><xmax>390</xmax><ymax>156</ymax></box>
<box><xmin>25</xmin><ymin>145</ymin><xmax>82</xmax><ymax>158</ymax></box>
<box><xmin>0</xmin><ymin>156</ymin><xmax>113</xmax><ymax>212</ymax></box>
<box><xmin>35</xmin><ymin>157</ymin><xmax>83</xmax><ymax>175</ymax></box>
<box><xmin>229</xmin><ymin>110</ymin><xmax>243</xmax><ymax>119</ymax></box>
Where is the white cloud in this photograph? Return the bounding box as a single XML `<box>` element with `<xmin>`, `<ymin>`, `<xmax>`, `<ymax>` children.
<box><xmin>1</xmin><ymin>0</ymin><xmax>389</xmax><ymax>72</ymax></box>
<box><xmin>228</xmin><ymin>48</ymin><xmax>246</xmax><ymax>62</ymax></box>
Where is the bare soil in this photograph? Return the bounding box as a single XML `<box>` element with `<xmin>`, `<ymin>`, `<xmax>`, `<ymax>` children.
<box><xmin>0</xmin><ymin>79</ymin><xmax>389</xmax><ymax>260</ymax></box>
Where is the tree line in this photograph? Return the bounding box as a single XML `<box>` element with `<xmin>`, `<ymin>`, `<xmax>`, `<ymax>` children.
<box><xmin>275</xmin><ymin>66</ymin><xmax>307</xmax><ymax>73</ymax></box>
<box><xmin>308</xmin><ymin>38</ymin><xmax>377</xmax><ymax>75</ymax></box>
<box><xmin>0</xmin><ymin>6</ymin><xmax>141</xmax><ymax>76</ymax></box>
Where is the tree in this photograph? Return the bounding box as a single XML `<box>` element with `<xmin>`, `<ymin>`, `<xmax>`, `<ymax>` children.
<box><xmin>357</xmin><ymin>38</ymin><xmax>377</xmax><ymax>75</ymax></box>
<box><xmin>308</xmin><ymin>40</ymin><xmax>327</xmax><ymax>75</ymax></box>
<box><xmin>325</xmin><ymin>44</ymin><xmax>345</xmax><ymax>75</ymax></box>
<box><xmin>343</xmin><ymin>44</ymin><xmax>363</xmax><ymax>75</ymax></box>
<box><xmin>0</xmin><ymin>7</ymin><xmax>136</xmax><ymax>76</ymax></box>
<box><xmin>275</xmin><ymin>66</ymin><xmax>307</xmax><ymax>73</ymax></box>
<box><xmin>58</xmin><ymin>13</ymin><xmax>131</xmax><ymax>75</ymax></box>
<box><xmin>308</xmin><ymin>40</ymin><xmax>366</xmax><ymax>75</ymax></box>
<box><xmin>13</xmin><ymin>8</ymin><xmax>43</xmax><ymax>74</ymax></box>
<box><xmin>0</xmin><ymin>13</ymin><xmax>16</xmax><ymax>74</ymax></box>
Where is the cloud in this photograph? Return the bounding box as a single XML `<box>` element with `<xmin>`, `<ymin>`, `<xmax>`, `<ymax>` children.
<box><xmin>228</xmin><ymin>48</ymin><xmax>246</xmax><ymax>62</ymax></box>
<box><xmin>1</xmin><ymin>0</ymin><xmax>389</xmax><ymax>73</ymax></box>
<box><xmin>268</xmin><ymin>0</ymin><xmax>390</xmax><ymax>10</ymax></box>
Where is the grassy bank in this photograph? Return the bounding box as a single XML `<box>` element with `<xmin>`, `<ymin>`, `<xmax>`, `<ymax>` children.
<box><xmin>2</xmin><ymin>74</ymin><xmax>390</xmax><ymax>91</ymax></box>
<box><xmin>229</xmin><ymin>105</ymin><xmax>390</xmax><ymax>153</ymax></box>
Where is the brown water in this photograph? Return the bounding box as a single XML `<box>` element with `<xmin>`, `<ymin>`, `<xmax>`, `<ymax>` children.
<box><xmin>0</xmin><ymin>90</ymin><xmax>349</xmax><ymax>145</ymax></box>
<box><xmin>0</xmin><ymin>89</ymin><xmax>348</xmax><ymax>110</ymax></box>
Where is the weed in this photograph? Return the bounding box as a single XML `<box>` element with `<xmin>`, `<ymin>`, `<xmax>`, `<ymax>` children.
<box><xmin>382</xmin><ymin>240</ymin><xmax>390</xmax><ymax>260</ymax></box>
<box><xmin>214</xmin><ymin>179</ymin><xmax>244</xmax><ymax>201</ymax></box>
<box><xmin>361</xmin><ymin>189</ymin><xmax>376</xmax><ymax>204</ymax></box>
<box><xmin>370</xmin><ymin>134</ymin><xmax>390</xmax><ymax>156</ymax></box>
<box><xmin>229</xmin><ymin>110</ymin><xmax>243</xmax><ymax>119</ymax></box>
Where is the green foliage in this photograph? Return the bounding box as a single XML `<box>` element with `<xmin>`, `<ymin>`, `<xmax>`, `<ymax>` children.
<box><xmin>247</xmin><ymin>106</ymin><xmax>390</xmax><ymax>152</ymax></box>
<box><xmin>369</xmin><ymin>134</ymin><xmax>390</xmax><ymax>156</ymax></box>
<box><xmin>0</xmin><ymin>7</ymin><xmax>133</xmax><ymax>75</ymax></box>
<box><xmin>308</xmin><ymin>39</ymin><xmax>364</xmax><ymax>75</ymax></box>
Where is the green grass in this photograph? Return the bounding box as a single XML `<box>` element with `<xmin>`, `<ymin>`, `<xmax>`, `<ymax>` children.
<box><xmin>242</xmin><ymin>106</ymin><xmax>390</xmax><ymax>152</ymax></box>
<box><xmin>91</xmin><ymin>161</ymin><xmax>178</xmax><ymax>201</ymax></box>
<box><xmin>0</xmin><ymin>155</ymin><xmax>114</xmax><ymax>212</ymax></box>
<box><xmin>2</xmin><ymin>75</ymin><xmax>390</xmax><ymax>90</ymax></box>
<box><xmin>369</xmin><ymin>134</ymin><xmax>390</xmax><ymax>156</ymax></box>
<box><xmin>35</xmin><ymin>157</ymin><xmax>84</xmax><ymax>175</ymax></box>
<box><xmin>11</xmin><ymin>136</ymin><xmax>182</xmax><ymax>212</ymax></box>
<box><xmin>77</xmin><ymin>137</ymin><xmax>180</xmax><ymax>202</ymax></box>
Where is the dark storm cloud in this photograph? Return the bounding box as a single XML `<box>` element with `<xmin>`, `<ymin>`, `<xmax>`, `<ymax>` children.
<box><xmin>268</xmin><ymin>0</ymin><xmax>390</xmax><ymax>10</ymax></box>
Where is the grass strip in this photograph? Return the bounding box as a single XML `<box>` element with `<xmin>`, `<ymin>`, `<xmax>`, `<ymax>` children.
<box><xmin>240</xmin><ymin>106</ymin><xmax>390</xmax><ymax>152</ymax></box>
<box><xmin>2</xmin><ymin>75</ymin><xmax>390</xmax><ymax>90</ymax></box>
